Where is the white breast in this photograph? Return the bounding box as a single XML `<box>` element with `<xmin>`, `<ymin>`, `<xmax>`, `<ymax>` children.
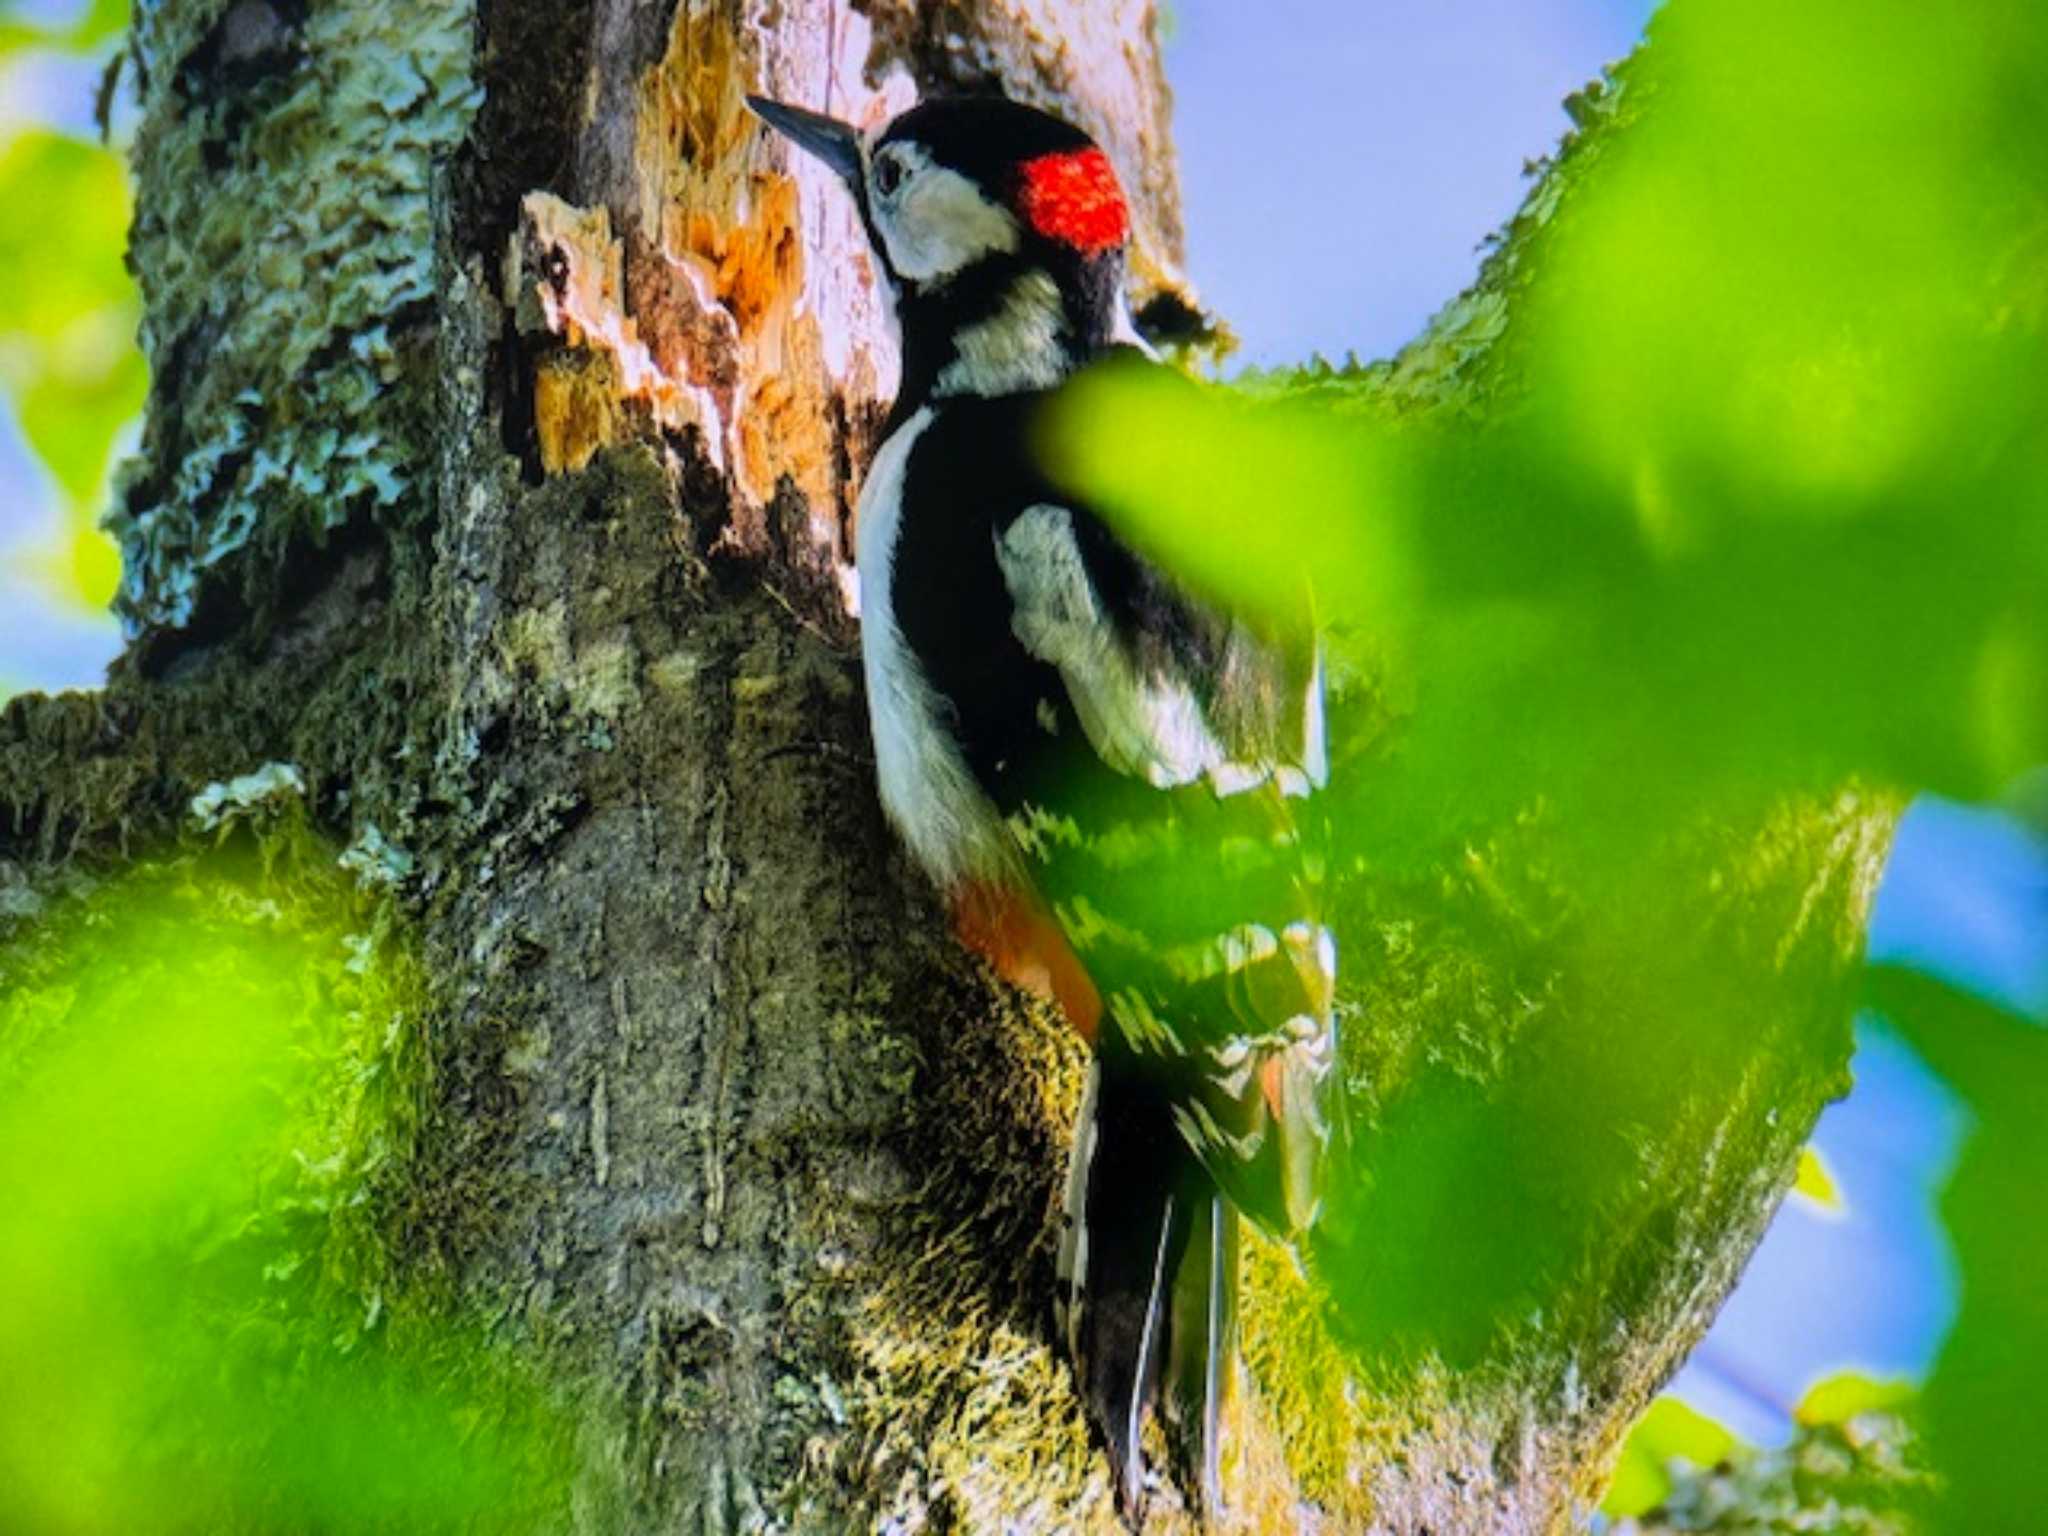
<box><xmin>856</xmin><ymin>406</ymin><xmax>1017</xmax><ymax>891</ymax></box>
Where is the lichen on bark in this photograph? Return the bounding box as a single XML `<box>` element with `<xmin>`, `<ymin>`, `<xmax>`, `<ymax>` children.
<box><xmin>112</xmin><ymin>0</ymin><xmax>482</xmax><ymax>638</ymax></box>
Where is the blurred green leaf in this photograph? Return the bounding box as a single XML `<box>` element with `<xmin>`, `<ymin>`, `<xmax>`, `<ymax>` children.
<box><xmin>1865</xmin><ymin>969</ymin><xmax>2048</xmax><ymax>1536</ymax></box>
<box><xmin>73</xmin><ymin>0</ymin><xmax>128</xmax><ymax>48</ymax></box>
<box><xmin>0</xmin><ymin>827</ymin><xmax>572</xmax><ymax>1533</ymax></box>
<box><xmin>16</xmin><ymin>342</ymin><xmax>145</xmax><ymax>500</ymax></box>
<box><xmin>1603</xmin><ymin>1396</ymin><xmax>1738</xmax><ymax>1518</ymax></box>
<box><xmin>0</xmin><ymin>125</ymin><xmax>143</xmax><ymax>612</ymax></box>
<box><xmin>1048</xmin><ymin>0</ymin><xmax>2048</xmax><ymax>876</ymax></box>
<box><xmin>0</xmin><ymin>131</ymin><xmax>133</xmax><ymax>338</ymax></box>
<box><xmin>1796</xmin><ymin>1372</ymin><xmax>1915</xmax><ymax>1428</ymax></box>
<box><xmin>1788</xmin><ymin>1146</ymin><xmax>1842</xmax><ymax>1214</ymax></box>
<box><xmin>0</xmin><ymin>0</ymin><xmax>125</xmax><ymax>52</ymax></box>
<box><xmin>1041</xmin><ymin>3</ymin><xmax>2048</xmax><ymax>1524</ymax></box>
<box><xmin>1606</xmin><ymin>1403</ymin><xmax>1927</xmax><ymax>1533</ymax></box>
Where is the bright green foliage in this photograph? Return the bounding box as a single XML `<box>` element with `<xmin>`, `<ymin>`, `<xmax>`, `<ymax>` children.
<box><xmin>1604</xmin><ymin>1396</ymin><xmax>1738</xmax><ymax>1518</ymax></box>
<box><xmin>0</xmin><ymin>0</ymin><xmax>139</xmax><ymax>618</ymax></box>
<box><xmin>1047</xmin><ymin>0</ymin><xmax>2046</xmax><ymax>1523</ymax></box>
<box><xmin>1861</xmin><ymin>971</ymin><xmax>2048</xmax><ymax>1536</ymax></box>
<box><xmin>0</xmin><ymin>803</ymin><xmax>572</xmax><ymax>1533</ymax></box>
<box><xmin>0</xmin><ymin>0</ymin><xmax>127</xmax><ymax>51</ymax></box>
<box><xmin>0</xmin><ymin>132</ymin><xmax>140</xmax><ymax>501</ymax></box>
<box><xmin>1606</xmin><ymin>1406</ymin><xmax>1927</xmax><ymax>1533</ymax></box>
<box><xmin>1051</xmin><ymin>0</ymin><xmax>2047</xmax><ymax>870</ymax></box>
<box><xmin>1795</xmin><ymin>1374</ymin><xmax>1916</xmax><ymax>1429</ymax></box>
<box><xmin>1787</xmin><ymin>1146</ymin><xmax>1842</xmax><ymax>1213</ymax></box>
<box><xmin>0</xmin><ymin>110</ymin><xmax>143</xmax><ymax>613</ymax></box>
<box><xmin>1604</xmin><ymin>1376</ymin><xmax>1924</xmax><ymax>1527</ymax></box>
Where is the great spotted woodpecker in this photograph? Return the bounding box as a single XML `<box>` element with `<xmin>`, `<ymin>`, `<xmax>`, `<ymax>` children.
<box><xmin>749</xmin><ymin>93</ymin><xmax>1342</xmax><ymax>1523</ymax></box>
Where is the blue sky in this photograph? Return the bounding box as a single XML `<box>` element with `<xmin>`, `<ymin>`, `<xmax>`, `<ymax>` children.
<box><xmin>1168</xmin><ymin>0</ymin><xmax>1656</xmax><ymax>366</ymax></box>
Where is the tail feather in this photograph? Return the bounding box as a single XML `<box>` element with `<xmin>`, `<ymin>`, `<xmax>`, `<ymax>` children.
<box><xmin>1060</xmin><ymin>1062</ymin><xmax>1239</xmax><ymax>1526</ymax></box>
<box><xmin>1162</xmin><ymin>1186</ymin><xmax>1239</xmax><ymax>1515</ymax></box>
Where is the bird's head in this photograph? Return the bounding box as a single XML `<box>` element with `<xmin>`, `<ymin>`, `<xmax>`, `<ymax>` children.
<box><xmin>748</xmin><ymin>93</ymin><xmax>1135</xmax><ymax>401</ymax></box>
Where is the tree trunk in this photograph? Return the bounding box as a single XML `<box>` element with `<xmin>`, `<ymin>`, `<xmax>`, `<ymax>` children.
<box><xmin>0</xmin><ymin>4</ymin><xmax>1889</xmax><ymax>1533</ymax></box>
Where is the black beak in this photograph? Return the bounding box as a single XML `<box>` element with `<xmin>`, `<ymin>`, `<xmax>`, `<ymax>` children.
<box><xmin>745</xmin><ymin>95</ymin><xmax>862</xmax><ymax>189</ymax></box>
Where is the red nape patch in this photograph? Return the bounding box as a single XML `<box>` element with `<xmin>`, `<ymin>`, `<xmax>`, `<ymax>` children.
<box><xmin>1017</xmin><ymin>148</ymin><xmax>1129</xmax><ymax>254</ymax></box>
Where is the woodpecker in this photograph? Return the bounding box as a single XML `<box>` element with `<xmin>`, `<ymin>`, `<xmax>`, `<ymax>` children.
<box><xmin>749</xmin><ymin>92</ymin><xmax>1342</xmax><ymax>1524</ymax></box>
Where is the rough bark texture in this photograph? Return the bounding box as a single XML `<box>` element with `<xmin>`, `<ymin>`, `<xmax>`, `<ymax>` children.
<box><xmin>0</xmin><ymin>4</ymin><xmax>1890</xmax><ymax>1533</ymax></box>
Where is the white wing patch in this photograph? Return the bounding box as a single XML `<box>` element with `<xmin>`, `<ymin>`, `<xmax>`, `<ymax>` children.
<box><xmin>997</xmin><ymin>503</ymin><xmax>1309</xmax><ymax>797</ymax></box>
<box><xmin>857</xmin><ymin>407</ymin><xmax>1017</xmax><ymax>890</ymax></box>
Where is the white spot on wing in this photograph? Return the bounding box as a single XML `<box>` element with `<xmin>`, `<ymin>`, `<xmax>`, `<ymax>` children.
<box><xmin>997</xmin><ymin>503</ymin><xmax>1229</xmax><ymax>789</ymax></box>
<box><xmin>995</xmin><ymin>504</ymin><xmax>1330</xmax><ymax>801</ymax></box>
<box><xmin>1302</xmin><ymin>647</ymin><xmax>1329</xmax><ymax>788</ymax></box>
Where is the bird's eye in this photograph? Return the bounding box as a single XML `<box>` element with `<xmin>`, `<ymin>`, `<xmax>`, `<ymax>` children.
<box><xmin>873</xmin><ymin>155</ymin><xmax>905</xmax><ymax>198</ymax></box>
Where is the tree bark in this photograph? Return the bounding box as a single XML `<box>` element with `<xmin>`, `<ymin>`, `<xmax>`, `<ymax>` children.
<box><xmin>0</xmin><ymin>5</ymin><xmax>1890</xmax><ymax>1533</ymax></box>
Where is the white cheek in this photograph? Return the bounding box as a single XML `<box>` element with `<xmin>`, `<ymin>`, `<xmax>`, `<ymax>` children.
<box><xmin>877</xmin><ymin>165</ymin><xmax>1022</xmax><ymax>281</ymax></box>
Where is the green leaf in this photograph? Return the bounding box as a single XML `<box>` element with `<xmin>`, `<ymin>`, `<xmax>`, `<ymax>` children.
<box><xmin>1602</xmin><ymin>1396</ymin><xmax>1738</xmax><ymax>1518</ymax></box>
<box><xmin>1789</xmin><ymin>1146</ymin><xmax>1843</xmax><ymax>1213</ymax></box>
<box><xmin>1039</xmin><ymin>12</ymin><xmax>2048</xmax><ymax>1526</ymax></box>
<box><xmin>0</xmin><ymin>130</ymin><xmax>135</xmax><ymax>342</ymax></box>
<box><xmin>16</xmin><ymin>340</ymin><xmax>144</xmax><ymax>499</ymax></box>
<box><xmin>71</xmin><ymin>0</ymin><xmax>128</xmax><ymax>49</ymax></box>
<box><xmin>0</xmin><ymin>833</ymin><xmax>574</xmax><ymax>1532</ymax></box>
<box><xmin>1046</xmin><ymin>0</ymin><xmax>2048</xmax><ymax>875</ymax></box>
<box><xmin>0</xmin><ymin>126</ymin><xmax>144</xmax><ymax>608</ymax></box>
<box><xmin>0</xmin><ymin>0</ymin><xmax>126</xmax><ymax>52</ymax></box>
<box><xmin>1866</xmin><ymin>969</ymin><xmax>2048</xmax><ymax>1536</ymax></box>
<box><xmin>1797</xmin><ymin>1372</ymin><xmax>1916</xmax><ymax>1427</ymax></box>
